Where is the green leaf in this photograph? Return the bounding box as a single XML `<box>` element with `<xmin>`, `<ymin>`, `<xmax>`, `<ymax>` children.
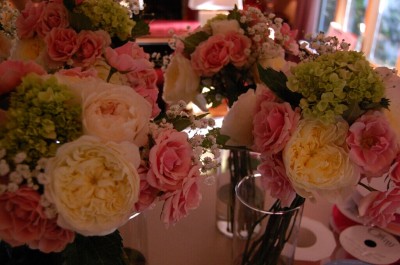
<box><xmin>257</xmin><ymin>65</ymin><xmax>302</xmax><ymax>108</ymax></box>
<box><xmin>172</xmin><ymin>117</ymin><xmax>192</xmax><ymax>131</ymax></box>
<box><xmin>183</xmin><ymin>31</ymin><xmax>210</xmax><ymax>55</ymax></box>
<box><xmin>62</xmin><ymin>231</ymin><xmax>128</xmax><ymax>265</ymax></box>
<box><xmin>227</xmin><ymin>5</ymin><xmax>241</xmax><ymax>21</ymax></box>
<box><xmin>342</xmin><ymin>100</ymin><xmax>364</xmax><ymax>124</ymax></box>
<box><xmin>68</xmin><ymin>12</ymin><xmax>95</xmax><ymax>32</ymax></box>
<box><xmin>63</xmin><ymin>0</ymin><xmax>76</xmax><ymax>11</ymax></box>
<box><xmin>131</xmin><ymin>19</ymin><xmax>150</xmax><ymax>39</ymax></box>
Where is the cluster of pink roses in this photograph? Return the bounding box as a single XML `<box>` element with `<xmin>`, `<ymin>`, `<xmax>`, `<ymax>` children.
<box><xmin>0</xmin><ymin>0</ymin><xmax>218</xmax><ymax>256</ymax></box>
<box><xmin>190</xmin><ymin>32</ymin><xmax>251</xmax><ymax>76</ymax></box>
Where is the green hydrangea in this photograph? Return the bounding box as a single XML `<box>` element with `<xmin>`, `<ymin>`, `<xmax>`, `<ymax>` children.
<box><xmin>0</xmin><ymin>74</ymin><xmax>82</xmax><ymax>167</ymax></box>
<box><xmin>287</xmin><ymin>51</ymin><xmax>385</xmax><ymax>122</ymax></box>
<box><xmin>75</xmin><ymin>0</ymin><xmax>135</xmax><ymax>41</ymax></box>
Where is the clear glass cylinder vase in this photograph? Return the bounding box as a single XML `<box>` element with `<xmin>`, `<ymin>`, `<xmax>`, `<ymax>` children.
<box><xmin>119</xmin><ymin>212</ymin><xmax>148</xmax><ymax>265</ymax></box>
<box><xmin>232</xmin><ymin>174</ymin><xmax>305</xmax><ymax>265</ymax></box>
<box><xmin>216</xmin><ymin>150</ymin><xmax>260</xmax><ymax>237</ymax></box>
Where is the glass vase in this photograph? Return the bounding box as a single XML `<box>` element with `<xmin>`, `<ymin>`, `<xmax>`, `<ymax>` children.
<box><xmin>119</xmin><ymin>212</ymin><xmax>148</xmax><ymax>265</ymax></box>
<box><xmin>216</xmin><ymin>149</ymin><xmax>260</xmax><ymax>237</ymax></box>
<box><xmin>232</xmin><ymin>174</ymin><xmax>305</xmax><ymax>265</ymax></box>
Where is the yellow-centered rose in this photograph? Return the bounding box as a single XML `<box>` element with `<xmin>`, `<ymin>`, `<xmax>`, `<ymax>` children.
<box><xmin>282</xmin><ymin>119</ymin><xmax>360</xmax><ymax>203</ymax></box>
<box><xmin>45</xmin><ymin>136</ymin><xmax>141</xmax><ymax>236</ymax></box>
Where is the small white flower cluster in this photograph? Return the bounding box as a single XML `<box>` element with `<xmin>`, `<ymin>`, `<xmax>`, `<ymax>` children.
<box><xmin>299</xmin><ymin>32</ymin><xmax>351</xmax><ymax>61</ymax></box>
<box><xmin>0</xmin><ymin>0</ymin><xmax>19</xmax><ymax>38</ymax></box>
<box><xmin>119</xmin><ymin>0</ymin><xmax>142</xmax><ymax>16</ymax></box>
<box><xmin>240</xmin><ymin>7</ymin><xmax>291</xmax><ymax>65</ymax></box>
<box><xmin>0</xmin><ymin>149</ymin><xmax>57</xmax><ymax>218</ymax></box>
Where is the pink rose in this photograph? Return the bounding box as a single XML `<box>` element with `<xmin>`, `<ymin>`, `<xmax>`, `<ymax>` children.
<box><xmin>126</xmin><ymin>68</ymin><xmax>160</xmax><ymax>118</ymax></box>
<box><xmin>36</xmin><ymin>2</ymin><xmax>69</xmax><ymax>38</ymax></box>
<box><xmin>258</xmin><ymin>153</ymin><xmax>296</xmax><ymax>207</ymax></box>
<box><xmin>160</xmin><ymin>166</ymin><xmax>202</xmax><ymax>225</ymax></box>
<box><xmin>133</xmin><ymin>83</ymin><xmax>161</xmax><ymax>118</ymax></box>
<box><xmin>147</xmin><ymin>129</ymin><xmax>193</xmax><ymax>191</ymax></box>
<box><xmin>45</xmin><ymin>27</ymin><xmax>78</xmax><ymax>62</ymax></box>
<box><xmin>73</xmin><ymin>30</ymin><xmax>111</xmax><ymax>68</ymax></box>
<box><xmin>225</xmin><ymin>31</ymin><xmax>251</xmax><ymax>67</ymax></box>
<box><xmin>191</xmin><ymin>34</ymin><xmax>230</xmax><ymax>76</ymax></box>
<box><xmin>0</xmin><ymin>187</ymin><xmax>47</xmax><ymax>247</ymax></box>
<box><xmin>134</xmin><ymin>165</ymin><xmax>159</xmax><ymax>212</ymax></box>
<box><xmin>29</xmin><ymin>219</ymin><xmax>75</xmax><ymax>253</ymax></box>
<box><xmin>253</xmin><ymin>101</ymin><xmax>300</xmax><ymax>154</ymax></box>
<box><xmin>389</xmin><ymin>154</ymin><xmax>400</xmax><ymax>185</ymax></box>
<box><xmin>358</xmin><ymin>188</ymin><xmax>400</xmax><ymax>228</ymax></box>
<box><xmin>58</xmin><ymin>67</ymin><xmax>98</xmax><ymax>78</ymax></box>
<box><xmin>255</xmin><ymin>84</ymin><xmax>277</xmax><ymax>112</ymax></box>
<box><xmin>16</xmin><ymin>1</ymin><xmax>45</xmax><ymax>39</ymax></box>
<box><xmin>105</xmin><ymin>47</ymin><xmax>151</xmax><ymax>73</ymax></box>
<box><xmin>347</xmin><ymin>111</ymin><xmax>399</xmax><ymax>177</ymax></box>
<box><xmin>0</xmin><ymin>60</ymin><xmax>46</xmax><ymax>95</ymax></box>
<box><xmin>114</xmin><ymin>41</ymin><xmax>150</xmax><ymax>60</ymax></box>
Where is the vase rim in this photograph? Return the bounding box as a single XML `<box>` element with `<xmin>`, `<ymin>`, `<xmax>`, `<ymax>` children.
<box><xmin>235</xmin><ymin>174</ymin><xmax>304</xmax><ymax>214</ymax></box>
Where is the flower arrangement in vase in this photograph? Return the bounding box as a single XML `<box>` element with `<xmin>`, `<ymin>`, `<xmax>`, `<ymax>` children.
<box><xmin>162</xmin><ymin>4</ymin><xmax>400</xmax><ymax>264</ymax></box>
<box><xmin>0</xmin><ymin>1</ymin><xmax>221</xmax><ymax>265</ymax></box>
<box><xmin>162</xmin><ymin>5</ymin><xmax>300</xmax><ymax>237</ymax></box>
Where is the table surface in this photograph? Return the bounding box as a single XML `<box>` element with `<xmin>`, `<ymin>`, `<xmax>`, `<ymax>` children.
<box><xmin>135</xmin><ymin>176</ymin><xmax>341</xmax><ymax>265</ymax></box>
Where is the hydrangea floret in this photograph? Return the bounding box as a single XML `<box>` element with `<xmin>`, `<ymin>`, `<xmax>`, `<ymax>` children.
<box><xmin>287</xmin><ymin>50</ymin><xmax>386</xmax><ymax>123</ymax></box>
<box><xmin>0</xmin><ymin>74</ymin><xmax>82</xmax><ymax>166</ymax></box>
<box><xmin>73</xmin><ymin>0</ymin><xmax>135</xmax><ymax>41</ymax></box>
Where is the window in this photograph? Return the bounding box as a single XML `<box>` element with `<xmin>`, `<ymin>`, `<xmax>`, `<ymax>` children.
<box><xmin>318</xmin><ymin>0</ymin><xmax>400</xmax><ymax>68</ymax></box>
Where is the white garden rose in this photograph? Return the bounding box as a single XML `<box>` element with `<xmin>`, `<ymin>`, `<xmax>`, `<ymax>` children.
<box><xmin>282</xmin><ymin>119</ymin><xmax>360</xmax><ymax>203</ymax></box>
<box><xmin>210</xmin><ymin>19</ymin><xmax>240</xmax><ymax>35</ymax></box>
<box><xmin>45</xmin><ymin>135</ymin><xmax>141</xmax><ymax>236</ymax></box>
<box><xmin>220</xmin><ymin>89</ymin><xmax>257</xmax><ymax>147</ymax></box>
<box><xmin>163</xmin><ymin>53</ymin><xmax>201</xmax><ymax>106</ymax></box>
<box><xmin>82</xmin><ymin>80</ymin><xmax>151</xmax><ymax>146</ymax></box>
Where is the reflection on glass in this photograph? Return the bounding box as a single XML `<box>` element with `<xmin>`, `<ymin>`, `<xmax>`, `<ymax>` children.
<box><xmin>370</xmin><ymin>0</ymin><xmax>400</xmax><ymax>67</ymax></box>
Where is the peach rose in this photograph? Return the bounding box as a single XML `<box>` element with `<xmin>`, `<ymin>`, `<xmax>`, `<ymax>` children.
<box><xmin>16</xmin><ymin>1</ymin><xmax>45</xmax><ymax>39</ymax></box>
<box><xmin>225</xmin><ymin>31</ymin><xmax>251</xmax><ymax>67</ymax></box>
<box><xmin>73</xmin><ymin>30</ymin><xmax>111</xmax><ymax>68</ymax></box>
<box><xmin>58</xmin><ymin>67</ymin><xmax>98</xmax><ymax>78</ymax></box>
<box><xmin>82</xmin><ymin>79</ymin><xmax>152</xmax><ymax>146</ymax></box>
<box><xmin>160</xmin><ymin>166</ymin><xmax>202</xmax><ymax>225</ymax></box>
<box><xmin>36</xmin><ymin>1</ymin><xmax>69</xmax><ymax>38</ymax></box>
<box><xmin>0</xmin><ymin>187</ymin><xmax>47</xmax><ymax>247</ymax></box>
<box><xmin>191</xmin><ymin>34</ymin><xmax>230</xmax><ymax>76</ymax></box>
<box><xmin>147</xmin><ymin>129</ymin><xmax>193</xmax><ymax>191</ymax></box>
<box><xmin>45</xmin><ymin>27</ymin><xmax>78</xmax><ymax>63</ymax></box>
<box><xmin>29</xmin><ymin>219</ymin><xmax>75</xmax><ymax>253</ymax></box>
<box><xmin>0</xmin><ymin>60</ymin><xmax>46</xmax><ymax>95</ymax></box>
<box><xmin>347</xmin><ymin>111</ymin><xmax>399</xmax><ymax>177</ymax></box>
<box><xmin>114</xmin><ymin>41</ymin><xmax>150</xmax><ymax>60</ymax></box>
<box><xmin>253</xmin><ymin>101</ymin><xmax>300</xmax><ymax>154</ymax></box>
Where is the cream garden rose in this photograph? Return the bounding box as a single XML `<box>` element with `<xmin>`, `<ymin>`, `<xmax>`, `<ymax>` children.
<box><xmin>45</xmin><ymin>135</ymin><xmax>141</xmax><ymax>236</ymax></box>
<box><xmin>163</xmin><ymin>53</ymin><xmax>201</xmax><ymax>106</ymax></box>
<box><xmin>282</xmin><ymin>119</ymin><xmax>360</xmax><ymax>203</ymax></box>
<box><xmin>220</xmin><ymin>88</ymin><xmax>257</xmax><ymax>147</ymax></box>
<box><xmin>82</xmin><ymin>79</ymin><xmax>152</xmax><ymax>146</ymax></box>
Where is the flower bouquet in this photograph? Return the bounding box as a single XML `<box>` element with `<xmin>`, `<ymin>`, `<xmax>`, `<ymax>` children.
<box><xmin>162</xmin><ymin>5</ymin><xmax>300</xmax><ymax>237</ymax></box>
<box><xmin>227</xmin><ymin>34</ymin><xmax>400</xmax><ymax>264</ymax></box>
<box><xmin>0</xmin><ymin>1</ymin><xmax>220</xmax><ymax>265</ymax></box>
